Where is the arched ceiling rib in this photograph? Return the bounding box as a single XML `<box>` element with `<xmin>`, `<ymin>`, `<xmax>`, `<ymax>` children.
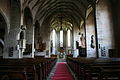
<box><xmin>41</xmin><ymin>10</ymin><xmax>81</xmax><ymax>28</ymax></box>
<box><xmin>37</xmin><ymin>2</ymin><xmax>84</xmax><ymax>20</ymax></box>
<box><xmin>23</xmin><ymin>0</ymin><xmax>96</xmax><ymax>29</ymax></box>
<box><xmin>50</xmin><ymin>16</ymin><xmax>73</xmax><ymax>31</ymax></box>
<box><xmin>35</xmin><ymin>0</ymin><xmax>86</xmax><ymax>23</ymax></box>
<box><xmin>36</xmin><ymin>1</ymin><xmax>85</xmax><ymax>16</ymax></box>
<box><xmin>39</xmin><ymin>8</ymin><xmax>82</xmax><ymax>23</ymax></box>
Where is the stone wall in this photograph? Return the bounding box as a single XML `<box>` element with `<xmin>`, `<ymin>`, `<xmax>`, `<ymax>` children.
<box><xmin>86</xmin><ymin>11</ymin><xmax>97</xmax><ymax>57</ymax></box>
<box><xmin>96</xmin><ymin>0</ymin><xmax>115</xmax><ymax>57</ymax></box>
<box><xmin>1</xmin><ymin>0</ymin><xmax>21</xmax><ymax>58</ymax></box>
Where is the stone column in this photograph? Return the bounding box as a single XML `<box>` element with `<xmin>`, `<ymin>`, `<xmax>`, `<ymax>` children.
<box><xmin>32</xmin><ymin>24</ymin><xmax>35</xmax><ymax>58</ymax></box>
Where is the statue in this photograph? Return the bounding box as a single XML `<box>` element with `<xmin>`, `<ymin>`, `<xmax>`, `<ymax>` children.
<box><xmin>18</xmin><ymin>25</ymin><xmax>26</xmax><ymax>58</ymax></box>
<box><xmin>90</xmin><ymin>35</ymin><xmax>95</xmax><ymax>48</ymax></box>
<box><xmin>20</xmin><ymin>25</ymin><xmax>26</xmax><ymax>39</ymax></box>
<box><xmin>35</xmin><ymin>37</ymin><xmax>46</xmax><ymax>52</ymax></box>
<box><xmin>19</xmin><ymin>25</ymin><xmax>26</xmax><ymax>49</ymax></box>
<box><xmin>80</xmin><ymin>34</ymin><xmax>85</xmax><ymax>48</ymax></box>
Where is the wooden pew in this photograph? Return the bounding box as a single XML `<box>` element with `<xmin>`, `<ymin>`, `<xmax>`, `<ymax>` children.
<box><xmin>23</xmin><ymin>57</ymin><xmax>57</xmax><ymax>80</ymax></box>
<box><xmin>91</xmin><ymin>58</ymin><xmax>120</xmax><ymax>80</ymax></box>
<box><xmin>0</xmin><ymin>65</ymin><xmax>27</xmax><ymax>80</ymax></box>
<box><xmin>0</xmin><ymin>57</ymin><xmax>57</xmax><ymax>80</ymax></box>
<box><xmin>0</xmin><ymin>59</ymin><xmax>37</xmax><ymax>80</ymax></box>
<box><xmin>0</xmin><ymin>70</ymin><xmax>27</xmax><ymax>80</ymax></box>
<box><xmin>66</xmin><ymin>57</ymin><xmax>120</xmax><ymax>80</ymax></box>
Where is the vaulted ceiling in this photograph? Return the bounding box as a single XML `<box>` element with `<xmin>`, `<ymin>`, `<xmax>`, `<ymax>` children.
<box><xmin>23</xmin><ymin>0</ymin><xmax>96</xmax><ymax>29</ymax></box>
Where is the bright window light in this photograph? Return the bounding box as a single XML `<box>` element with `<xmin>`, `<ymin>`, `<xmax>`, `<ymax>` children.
<box><xmin>53</xmin><ymin>29</ymin><xmax>55</xmax><ymax>47</ymax></box>
<box><xmin>67</xmin><ymin>29</ymin><xmax>71</xmax><ymax>47</ymax></box>
<box><xmin>60</xmin><ymin>30</ymin><xmax>63</xmax><ymax>47</ymax></box>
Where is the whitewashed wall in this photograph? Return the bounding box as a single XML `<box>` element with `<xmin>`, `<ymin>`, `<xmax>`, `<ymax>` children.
<box><xmin>96</xmin><ymin>0</ymin><xmax>115</xmax><ymax>57</ymax></box>
<box><xmin>86</xmin><ymin>11</ymin><xmax>97</xmax><ymax>57</ymax></box>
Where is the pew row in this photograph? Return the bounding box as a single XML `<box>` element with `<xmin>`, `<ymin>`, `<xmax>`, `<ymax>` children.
<box><xmin>0</xmin><ymin>57</ymin><xmax>57</xmax><ymax>80</ymax></box>
<box><xmin>66</xmin><ymin>57</ymin><xmax>120</xmax><ymax>80</ymax></box>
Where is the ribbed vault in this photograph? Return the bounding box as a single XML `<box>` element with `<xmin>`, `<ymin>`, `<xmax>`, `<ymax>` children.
<box><xmin>23</xmin><ymin>0</ymin><xmax>96</xmax><ymax>29</ymax></box>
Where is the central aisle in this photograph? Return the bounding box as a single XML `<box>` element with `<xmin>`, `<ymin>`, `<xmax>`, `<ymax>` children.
<box><xmin>52</xmin><ymin>62</ymin><xmax>74</xmax><ymax>80</ymax></box>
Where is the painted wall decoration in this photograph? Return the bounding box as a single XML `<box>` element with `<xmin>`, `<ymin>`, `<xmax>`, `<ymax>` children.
<box><xmin>35</xmin><ymin>37</ymin><xmax>46</xmax><ymax>52</ymax></box>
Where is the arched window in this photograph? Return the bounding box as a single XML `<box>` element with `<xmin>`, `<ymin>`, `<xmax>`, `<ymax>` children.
<box><xmin>52</xmin><ymin>29</ymin><xmax>56</xmax><ymax>47</ymax></box>
<box><xmin>67</xmin><ymin>29</ymin><xmax>71</xmax><ymax>47</ymax></box>
<box><xmin>60</xmin><ymin>30</ymin><xmax>63</xmax><ymax>47</ymax></box>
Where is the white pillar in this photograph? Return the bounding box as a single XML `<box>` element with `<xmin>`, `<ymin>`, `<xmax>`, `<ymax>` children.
<box><xmin>32</xmin><ymin>24</ymin><xmax>35</xmax><ymax>58</ymax></box>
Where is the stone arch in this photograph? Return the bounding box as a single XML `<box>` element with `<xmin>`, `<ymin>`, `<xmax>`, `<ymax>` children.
<box><xmin>10</xmin><ymin>0</ymin><xmax>21</xmax><ymax>30</ymax></box>
<box><xmin>1</xmin><ymin>0</ymin><xmax>22</xmax><ymax>59</ymax></box>
<box><xmin>0</xmin><ymin>12</ymin><xmax>7</xmax><ymax>57</ymax></box>
<box><xmin>34</xmin><ymin>20</ymin><xmax>40</xmax><ymax>50</ymax></box>
<box><xmin>23</xmin><ymin>7</ymin><xmax>33</xmax><ymax>24</ymax></box>
<box><xmin>86</xmin><ymin>7</ymin><xmax>93</xmax><ymax>19</ymax></box>
<box><xmin>23</xmin><ymin>7</ymin><xmax>34</xmax><ymax>57</ymax></box>
<box><xmin>86</xmin><ymin>7</ymin><xmax>97</xmax><ymax>57</ymax></box>
<box><xmin>0</xmin><ymin>9</ymin><xmax>10</xmax><ymax>34</ymax></box>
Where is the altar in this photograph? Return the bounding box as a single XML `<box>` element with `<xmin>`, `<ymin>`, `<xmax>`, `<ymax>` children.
<box><xmin>59</xmin><ymin>52</ymin><xmax>65</xmax><ymax>59</ymax></box>
<box><xmin>58</xmin><ymin>47</ymin><xmax>65</xmax><ymax>59</ymax></box>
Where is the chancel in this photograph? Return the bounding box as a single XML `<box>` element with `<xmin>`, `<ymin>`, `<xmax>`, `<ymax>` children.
<box><xmin>0</xmin><ymin>0</ymin><xmax>120</xmax><ymax>80</ymax></box>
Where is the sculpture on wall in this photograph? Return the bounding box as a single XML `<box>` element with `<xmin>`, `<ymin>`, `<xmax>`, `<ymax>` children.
<box><xmin>20</xmin><ymin>25</ymin><xmax>26</xmax><ymax>40</ymax></box>
<box><xmin>19</xmin><ymin>25</ymin><xmax>26</xmax><ymax>49</ymax></box>
<box><xmin>18</xmin><ymin>25</ymin><xmax>26</xmax><ymax>58</ymax></box>
<box><xmin>80</xmin><ymin>33</ymin><xmax>85</xmax><ymax>48</ymax></box>
<box><xmin>90</xmin><ymin>35</ymin><xmax>95</xmax><ymax>48</ymax></box>
<box><xmin>79</xmin><ymin>33</ymin><xmax>86</xmax><ymax>57</ymax></box>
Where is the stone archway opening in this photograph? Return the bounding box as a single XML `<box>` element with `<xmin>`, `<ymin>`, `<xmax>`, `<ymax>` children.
<box><xmin>0</xmin><ymin>13</ymin><xmax>7</xmax><ymax>58</ymax></box>
<box><xmin>23</xmin><ymin>7</ymin><xmax>34</xmax><ymax>57</ymax></box>
<box><xmin>86</xmin><ymin>8</ymin><xmax>97</xmax><ymax>58</ymax></box>
<box><xmin>34</xmin><ymin>20</ymin><xmax>40</xmax><ymax>51</ymax></box>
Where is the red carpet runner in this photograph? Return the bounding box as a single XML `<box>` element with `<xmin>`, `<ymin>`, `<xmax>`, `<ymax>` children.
<box><xmin>52</xmin><ymin>62</ymin><xmax>74</xmax><ymax>80</ymax></box>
